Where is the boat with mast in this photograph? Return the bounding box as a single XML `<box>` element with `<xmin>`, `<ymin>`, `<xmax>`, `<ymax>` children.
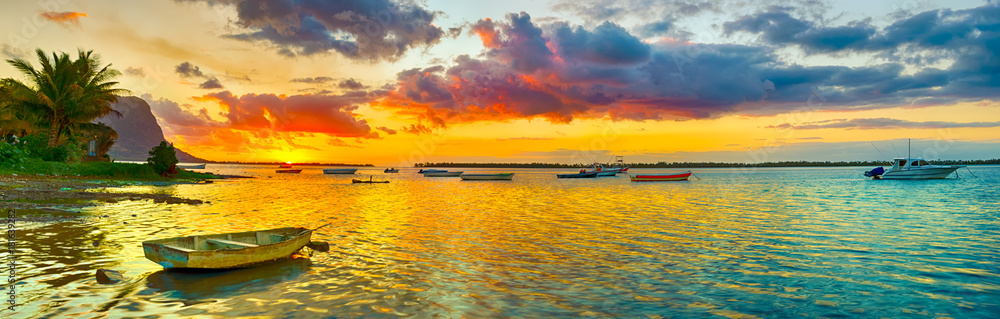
<box><xmin>864</xmin><ymin>139</ymin><xmax>965</xmax><ymax>179</ymax></box>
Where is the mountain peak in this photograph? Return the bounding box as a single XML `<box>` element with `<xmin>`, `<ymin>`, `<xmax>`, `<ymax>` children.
<box><xmin>98</xmin><ymin>96</ymin><xmax>206</xmax><ymax>162</ymax></box>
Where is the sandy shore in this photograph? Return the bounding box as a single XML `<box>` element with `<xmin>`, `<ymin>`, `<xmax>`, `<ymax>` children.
<box><xmin>0</xmin><ymin>174</ymin><xmax>216</xmax><ymax>212</ymax></box>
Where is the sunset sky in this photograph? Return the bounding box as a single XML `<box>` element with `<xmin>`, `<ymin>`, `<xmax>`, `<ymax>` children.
<box><xmin>2</xmin><ymin>0</ymin><xmax>998</xmax><ymax>165</ymax></box>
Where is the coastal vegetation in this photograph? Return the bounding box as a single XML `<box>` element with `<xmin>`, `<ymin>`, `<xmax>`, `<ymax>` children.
<box><xmin>0</xmin><ymin>48</ymin><xmax>213</xmax><ymax>181</ymax></box>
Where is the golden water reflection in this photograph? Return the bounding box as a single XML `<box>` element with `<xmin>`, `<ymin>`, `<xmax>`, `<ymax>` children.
<box><xmin>7</xmin><ymin>166</ymin><xmax>1000</xmax><ymax>318</ymax></box>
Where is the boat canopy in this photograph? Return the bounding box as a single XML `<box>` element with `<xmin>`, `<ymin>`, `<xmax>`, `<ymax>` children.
<box><xmin>891</xmin><ymin>157</ymin><xmax>934</xmax><ymax>170</ymax></box>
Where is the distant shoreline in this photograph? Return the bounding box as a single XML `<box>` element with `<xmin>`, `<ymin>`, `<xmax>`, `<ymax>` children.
<box><xmin>113</xmin><ymin>160</ymin><xmax>376</xmax><ymax>167</ymax></box>
<box><xmin>414</xmin><ymin>159</ymin><xmax>999</xmax><ymax>169</ymax></box>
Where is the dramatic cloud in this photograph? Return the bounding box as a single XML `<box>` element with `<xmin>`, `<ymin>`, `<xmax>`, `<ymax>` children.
<box><xmin>176</xmin><ymin>62</ymin><xmax>226</xmax><ymax>89</ymax></box>
<box><xmin>185</xmin><ymin>0</ymin><xmax>445</xmax><ymax>61</ymax></box>
<box><xmin>768</xmin><ymin>118</ymin><xmax>1000</xmax><ymax>130</ymax></box>
<box><xmin>725</xmin><ymin>5</ymin><xmax>1000</xmax><ymax>59</ymax></box>
<box><xmin>374</xmin><ymin>5</ymin><xmax>1000</xmax><ymax>132</ymax></box>
<box><xmin>175</xmin><ymin>62</ymin><xmax>205</xmax><ymax>78</ymax></box>
<box><xmin>40</xmin><ymin>11</ymin><xmax>87</xmax><ymax>26</ymax></box>
<box><xmin>145</xmin><ymin>94</ymin><xmax>216</xmax><ymax>129</ymax></box>
<box><xmin>724</xmin><ymin>11</ymin><xmax>877</xmax><ymax>54</ymax></box>
<box><xmin>196</xmin><ymin>91</ymin><xmax>377</xmax><ymax>137</ymax></box>
<box><xmin>199</xmin><ymin>77</ymin><xmax>224</xmax><ymax>89</ymax></box>
<box><xmin>339</xmin><ymin>79</ymin><xmax>365</xmax><ymax>90</ymax></box>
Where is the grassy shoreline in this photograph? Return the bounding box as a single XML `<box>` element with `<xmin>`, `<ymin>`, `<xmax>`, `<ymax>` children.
<box><xmin>1</xmin><ymin>160</ymin><xmax>222</xmax><ymax>181</ymax></box>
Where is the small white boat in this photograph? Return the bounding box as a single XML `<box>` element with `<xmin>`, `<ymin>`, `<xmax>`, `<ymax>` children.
<box><xmin>177</xmin><ymin>164</ymin><xmax>206</xmax><ymax>169</ymax></box>
<box><xmin>864</xmin><ymin>139</ymin><xmax>965</xmax><ymax>180</ymax></box>
<box><xmin>865</xmin><ymin>158</ymin><xmax>964</xmax><ymax>179</ymax></box>
<box><xmin>424</xmin><ymin>171</ymin><xmax>463</xmax><ymax>177</ymax></box>
<box><xmin>323</xmin><ymin>168</ymin><xmax>358</xmax><ymax>174</ymax></box>
<box><xmin>460</xmin><ymin>173</ymin><xmax>514</xmax><ymax>180</ymax></box>
<box><xmin>384</xmin><ymin>168</ymin><xmax>399</xmax><ymax>173</ymax></box>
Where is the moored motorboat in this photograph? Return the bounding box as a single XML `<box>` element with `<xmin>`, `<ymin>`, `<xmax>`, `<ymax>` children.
<box><xmin>417</xmin><ymin>169</ymin><xmax>446</xmax><ymax>173</ymax></box>
<box><xmin>424</xmin><ymin>171</ymin><xmax>463</xmax><ymax>177</ymax></box>
<box><xmin>323</xmin><ymin>168</ymin><xmax>358</xmax><ymax>174</ymax></box>
<box><xmin>276</xmin><ymin>169</ymin><xmax>302</xmax><ymax>173</ymax></box>
<box><xmin>865</xmin><ymin>158</ymin><xmax>964</xmax><ymax>179</ymax></box>
<box><xmin>141</xmin><ymin>225</ymin><xmax>325</xmax><ymax>269</ymax></box>
<box><xmin>177</xmin><ymin>164</ymin><xmax>206</xmax><ymax>169</ymax></box>
<box><xmin>863</xmin><ymin>140</ymin><xmax>965</xmax><ymax>180</ymax></box>
<box><xmin>556</xmin><ymin>172</ymin><xmax>599</xmax><ymax>178</ymax></box>
<box><xmin>384</xmin><ymin>168</ymin><xmax>399</xmax><ymax>173</ymax></box>
<box><xmin>584</xmin><ymin>163</ymin><xmax>621</xmax><ymax>177</ymax></box>
<box><xmin>630</xmin><ymin>171</ymin><xmax>692</xmax><ymax>182</ymax></box>
<box><xmin>460</xmin><ymin>173</ymin><xmax>514</xmax><ymax>180</ymax></box>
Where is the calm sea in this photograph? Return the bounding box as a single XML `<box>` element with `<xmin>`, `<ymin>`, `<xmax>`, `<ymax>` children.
<box><xmin>7</xmin><ymin>165</ymin><xmax>1000</xmax><ymax>318</ymax></box>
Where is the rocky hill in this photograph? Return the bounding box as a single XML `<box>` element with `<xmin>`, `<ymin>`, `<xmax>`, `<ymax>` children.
<box><xmin>97</xmin><ymin>96</ymin><xmax>205</xmax><ymax>162</ymax></box>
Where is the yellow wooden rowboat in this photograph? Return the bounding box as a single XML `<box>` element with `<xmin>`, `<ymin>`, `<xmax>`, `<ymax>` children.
<box><xmin>142</xmin><ymin>225</ymin><xmax>325</xmax><ymax>269</ymax></box>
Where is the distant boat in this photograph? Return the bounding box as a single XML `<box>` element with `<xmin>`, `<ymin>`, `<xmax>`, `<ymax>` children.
<box><xmin>630</xmin><ymin>171</ymin><xmax>692</xmax><ymax>182</ymax></box>
<box><xmin>864</xmin><ymin>139</ymin><xmax>965</xmax><ymax>179</ymax></box>
<box><xmin>585</xmin><ymin>163</ymin><xmax>621</xmax><ymax>176</ymax></box>
<box><xmin>424</xmin><ymin>171</ymin><xmax>463</xmax><ymax>177</ymax></box>
<box><xmin>461</xmin><ymin>173</ymin><xmax>514</xmax><ymax>180</ymax></box>
<box><xmin>556</xmin><ymin>172</ymin><xmax>599</xmax><ymax>178</ymax></box>
<box><xmin>142</xmin><ymin>226</ymin><xmax>320</xmax><ymax>269</ymax></box>
<box><xmin>608</xmin><ymin>155</ymin><xmax>630</xmax><ymax>174</ymax></box>
<box><xmin>418</xmin><ymin>169</ymin><xmax>446</xmax><ymax>173</ymax></box>
<box><xmin>279</xmin><ymin>163</ymin><xmax>293</xmax><ymax>168</ymax></box>
<box><xmin>177</xmin><ymin>164</ymin><xmax>206</xmax><ymax>169</ymax></box>
<box><xmin>323</xmin><ymin>168</ymin><xmax>358</xmax><ymax>174</ymax></box>
<box><xmin>352</xmin><ymin>177</ymin><xmax>389</xmax><ymax>183</ymax></box>
<box><xmin>276</xmin><ymin>169</ymin><xmax>302</xmax><ymax>173</ymax></box>
<box><xmin>384</xmin><ymin>168</ymin><xmax>399</xmax><ymax>173</ymax></box>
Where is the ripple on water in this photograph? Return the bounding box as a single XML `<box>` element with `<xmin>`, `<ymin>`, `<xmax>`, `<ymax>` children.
<box><xmin>8</xmin><ymin>166</ymin><xmax>1000</xmax><ymax>318</ymax></box>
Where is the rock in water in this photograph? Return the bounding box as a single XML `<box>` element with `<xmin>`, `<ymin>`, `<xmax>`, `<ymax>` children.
<box><xmin>307</xmin><ymin>242</ymin><xmax>330</xmax><ymax>252</ymax></box>
<box><xmin>96</xmin><ymin>269</ymin><xmax>123</xmax><ymax>284</ymax></box>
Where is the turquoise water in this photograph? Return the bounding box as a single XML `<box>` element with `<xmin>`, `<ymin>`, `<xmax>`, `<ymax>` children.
<box><xmin>6</xmin><ymin>165</ymin><xmax>1000</xmax><ymax>318</ymax></box>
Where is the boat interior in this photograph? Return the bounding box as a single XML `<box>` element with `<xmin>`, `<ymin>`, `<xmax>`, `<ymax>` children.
<box><xmin>148</xmin><ymin>227</ymin><xmax>307</xmax><ymax>252</ymax></box>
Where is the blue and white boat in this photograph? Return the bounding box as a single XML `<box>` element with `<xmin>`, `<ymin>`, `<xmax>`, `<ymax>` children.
<box><xmin>865</xmin><ymin>158</ymin><xmax>964</xmax><ymax>179</ymax></box>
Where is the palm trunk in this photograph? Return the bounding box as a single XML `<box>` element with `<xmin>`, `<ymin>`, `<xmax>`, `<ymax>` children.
<box><xmin>47</xmin><ymin>118</ymin><xmax>59</xmax><ymax>147</ymax></box>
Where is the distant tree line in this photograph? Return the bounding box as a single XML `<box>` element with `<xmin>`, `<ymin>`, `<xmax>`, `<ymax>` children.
<box><xmin>415</xmin><ymin>159</ymin><xmax>1000</xmax><ymax>168</ymax></box>
<box><xmin>211</xmin><ymin>161</ymin><xmax>375</xmax><ymax>167</ymax></box>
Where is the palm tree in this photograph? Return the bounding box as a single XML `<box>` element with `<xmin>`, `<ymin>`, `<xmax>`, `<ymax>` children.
<box><xmin>0</xmin><ymin>81</ymin><xmax>35</xmax><ymax>141</ymax></box>
<box><xmin>3</xmin><ymin>49</ymin><xmax>129</xmax><ymax>147</ymax></box>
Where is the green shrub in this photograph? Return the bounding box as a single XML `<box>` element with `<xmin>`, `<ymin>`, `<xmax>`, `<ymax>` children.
<box><xmin>0</xmin><ymin>142</ymin><xmax>27</xmax><ymax>168</ymax></box>
<box><xmin>147</xmin><ymin>141</ymin><xmax>178</xmax><ymax>177</ymax></box>
<box><xmin>18</xmin><ymin>133</ymin><xmax>78</xmax><ymax>162</ymax></box>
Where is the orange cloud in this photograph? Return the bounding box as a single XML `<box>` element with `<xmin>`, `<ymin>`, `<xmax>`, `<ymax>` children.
<box><xmin>40</xmin><ymin>11</ymin><xmax>87</xmax><ymax>26</ymax></box>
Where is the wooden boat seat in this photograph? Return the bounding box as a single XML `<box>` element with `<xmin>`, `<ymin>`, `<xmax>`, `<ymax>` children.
<box><xmin>163</xmin><ymin>245</ymin><xmax>195</xmax><ymax>252</ymax></box>
<box><xmin>206</xmin><ymin>238</ymin><xmax>259</xmax><ymax>248</ymax></box>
